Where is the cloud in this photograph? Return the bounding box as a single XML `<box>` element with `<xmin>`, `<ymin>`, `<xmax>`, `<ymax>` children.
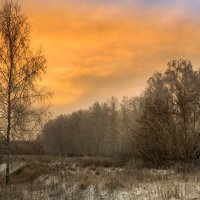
<box><xmin>19</xmin><ymin>0</ymin><xmax>200</xmax><ymax>115</ymax></box>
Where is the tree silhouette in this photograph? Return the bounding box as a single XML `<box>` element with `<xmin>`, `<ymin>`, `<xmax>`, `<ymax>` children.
<box><xmin>0</xmin><ymin>0</ymin><xmax>48</xmax><ymax>184</ymax></box>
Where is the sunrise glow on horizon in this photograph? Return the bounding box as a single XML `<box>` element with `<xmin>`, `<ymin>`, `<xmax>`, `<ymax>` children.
<box><xmin>20</xmin><ymin>0</ymin><xmax>200</xmax><ymax>115</ymax></box>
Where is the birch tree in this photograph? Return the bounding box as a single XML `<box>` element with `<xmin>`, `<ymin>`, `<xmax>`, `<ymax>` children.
<box><xmin>0</xmin><ymin>0</ymin><xmax>47</xmax><ymax>184</ymax></box>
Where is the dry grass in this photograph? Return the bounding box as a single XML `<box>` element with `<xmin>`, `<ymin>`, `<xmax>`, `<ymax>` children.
<box><xmin>10</xmin><ymin>163</ymin><xmax>52</xmax><ymax>184</ymax></box>
<box><xmin>0</xmin><ymin>156</ymin><xmax>200</xmax><ymax>199</ymax></box>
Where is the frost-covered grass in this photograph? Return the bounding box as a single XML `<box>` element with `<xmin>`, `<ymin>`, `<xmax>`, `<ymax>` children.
<box><xmin>0</xmin><ymin>156</ymin><xmax>200</xmax><ymax>200</ymax></box>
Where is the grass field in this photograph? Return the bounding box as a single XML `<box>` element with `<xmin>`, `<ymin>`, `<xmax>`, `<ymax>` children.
<box><xmin>0</xmin><ymin>156</ymin><xmax>200</xmax><ymax>200</ymax></box>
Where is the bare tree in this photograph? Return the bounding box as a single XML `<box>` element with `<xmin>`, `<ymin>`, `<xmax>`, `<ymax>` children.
<box><xmin>0</xmin><ymin>0</ymin><xmax>47</xmax><ymax>184</ymax></box>
<box><xmin>107</xmin><ymin>97</ymin><xmax>119</xmax><ymax>157</ymax></box>
<box><xmin>136</xmin><ymin>60</ymin><xmax>200</xmax><ymax>163</ymax></box>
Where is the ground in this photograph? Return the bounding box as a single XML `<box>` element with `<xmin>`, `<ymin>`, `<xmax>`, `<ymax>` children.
<box><xmin>0</xmin><ymin>156</ymin><xmax>200</xmax><ymax>200</ymax></box>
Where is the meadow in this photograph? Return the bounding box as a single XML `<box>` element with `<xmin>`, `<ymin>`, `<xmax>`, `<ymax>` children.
<box><xmin>0</xmin><ymin>156</ymin><xmax>199</xmax><ymax>200</ymax></box>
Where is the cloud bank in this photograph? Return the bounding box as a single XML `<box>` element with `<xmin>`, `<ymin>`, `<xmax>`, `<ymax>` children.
<box><xmin>20</xmin><ymin>0</ymin><xmax>200</xmax><ymax>114</ymax></box>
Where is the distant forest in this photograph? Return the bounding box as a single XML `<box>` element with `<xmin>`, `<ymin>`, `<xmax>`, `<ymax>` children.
<box><xmin>34</xmin><ymin>59</ymin><xmax>200</xmax><ymax>164</ymax></box>
<box><xmin>2</xmin><ymin>59</ymin><xmax>200</xmax><ymax>165</ymax></box>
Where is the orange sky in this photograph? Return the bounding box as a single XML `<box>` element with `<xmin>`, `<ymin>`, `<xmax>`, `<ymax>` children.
<box><xmin>20</xmin><ymin>0</ymin><xmax>200</xmax><ymax>115</ymax></box>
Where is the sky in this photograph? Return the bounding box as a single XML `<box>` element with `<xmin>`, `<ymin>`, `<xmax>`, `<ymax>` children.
<box><xmin>19</xmin><ymin>0</ymin><xmax>200</xmax><ymax>115</ymax></box>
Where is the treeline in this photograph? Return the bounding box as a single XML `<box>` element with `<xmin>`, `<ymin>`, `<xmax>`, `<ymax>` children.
<box><xmin>38</xmin><ymin>96</ymin><xmax>138</xmax><ymax>158</ymax></box>
<box><xmin>38</xmin><ymin>60</ymin><xmax>200</xmax><ymax>164</ymax></box>
<box><xmin>0</xmin><ymin>141</ymin><xmax>43</xmax><ymax>155</ymax></box>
